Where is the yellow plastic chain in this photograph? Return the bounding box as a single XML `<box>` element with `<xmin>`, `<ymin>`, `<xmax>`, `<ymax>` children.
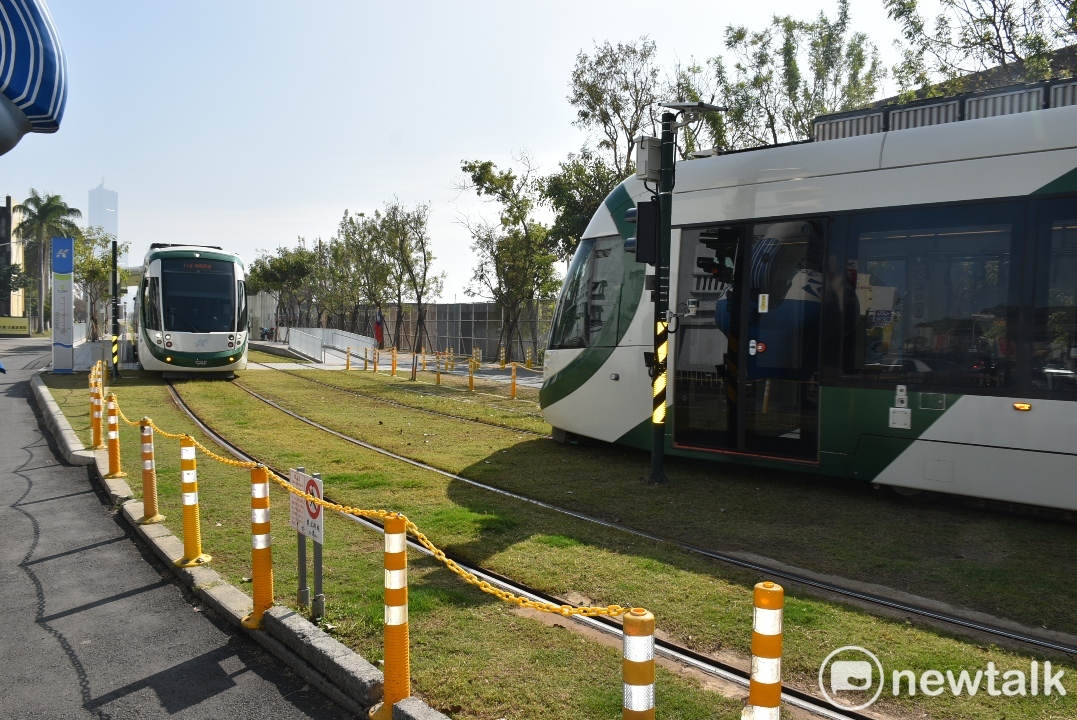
<box><xmin>106</xmin><ymin>391</ymin><xmax>627</xmax><ymax>618</ymax></box>
<box><xmin>263</xmin><ymin>468</ymin><xmax>629</xmax><ymax>619</ymax></box>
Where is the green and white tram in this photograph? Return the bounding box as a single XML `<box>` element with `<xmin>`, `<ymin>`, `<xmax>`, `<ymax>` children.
<box><xmin>136</xmin><ymin>244</ymin><xmax>249</xmax><ymax>374</ymax></box>
<box><xmin>541</xmin><ymin>81</ymin><xmax>1077</xmax><ymax>512</ymax></box>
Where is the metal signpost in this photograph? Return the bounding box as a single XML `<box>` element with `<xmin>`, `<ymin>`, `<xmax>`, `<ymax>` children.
<box><xmin>290</xmin><ymin>467</ymin><xmax>325</xmax><ymax>619</ymax></box>
<box><xmin>51</xmin><ymin>237</ymin><xmax>75</xmax><ymax>373</ymax></box>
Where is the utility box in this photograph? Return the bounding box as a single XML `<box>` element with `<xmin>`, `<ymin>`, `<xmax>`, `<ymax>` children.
<box><xmin>635</xmin><ymin>136</ymin><xmax>661</xmax><ymax>182</ymax></box>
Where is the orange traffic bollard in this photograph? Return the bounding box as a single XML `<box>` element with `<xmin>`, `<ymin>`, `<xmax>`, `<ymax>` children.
<box><xmin>370</xmin><ymin>514</ymin><xmax>410</xmax><ymax>719</ymax></box>
<box><xmin>623</xmin><ymin>608</ymin><xmax>655</xmax><ymax>719</ymax></box>
<box><xmin>242</xmin><ymin>465</ymin><xmax>274</xmax><ymax>629</ymax></box>
<box><xmin>139</xmin><ymin>419</ymin><xmax>164</xmax><ymax>524</ymax></box>
<box><xmin>104</xmin><ymin>394</ymin><xmax>126</xmax><ymax>479</ymax></box>
<box><xmin>742</xmin><ymin>581</ymin><xmax>784</xmax><ymax>720</ymax></box>
<box><xmin>176</xmin><ymin>435</ymin><xmax>211</xmax><ymax>567</ymax></box>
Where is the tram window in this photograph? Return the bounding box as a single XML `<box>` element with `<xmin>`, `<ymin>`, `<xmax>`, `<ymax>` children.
<box><xmin>1031</xmin><ymin>204</ymin><xmax>1077</xmax><ymax>395</ymax></box>
<box><xmin>845</xmin><ymin>207</ymin><xmax>1018</xmax><ymax>387</ymax></box>
<box><xmin>237</xmin><ymin>280</ymin><xmax>248</xmax><ymax>332</ymax></box>
<box><xmin>548</xmin><ymin>235</ymin><xmax>623</xmax><ymax>349</ymax></box>
<box><xmin>143</xmin><ymin>277</ymin><xmax>161</xmax><ymax>331</ymax></box>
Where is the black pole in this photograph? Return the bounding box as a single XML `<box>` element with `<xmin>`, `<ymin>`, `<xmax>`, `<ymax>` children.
<box><xmin>648</xmin><ymin>112</ymin><xmax>676</xmax><ymax>484</ymax></box>
<box><xmin>111</xmin><ymin>239</ymin><xmax>121</xmax><ymax>379</ymax></box>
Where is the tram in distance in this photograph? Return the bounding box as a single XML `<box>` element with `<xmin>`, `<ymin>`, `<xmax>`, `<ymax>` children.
<box><xmin>541</xmin><ymin>79</ymin><xmax>1077</xmax><ymax>512</ymax></box>
<box><xmin>136</xmin><ymin>244</ymin><xmax>249</xmax><ymax>373</ymax></box>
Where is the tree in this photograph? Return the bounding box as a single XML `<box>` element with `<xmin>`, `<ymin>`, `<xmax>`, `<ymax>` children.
<box><xmin>539</xmin><ymin>148</ymin><xmax>621</xmax><ymax>264</ymax></box>
<box><xmin>13</xmin><ymin>189</ymin><xmax>82</xmax><ymax>332</ymax></box>
<box><xmin>569</xmin><ymin>37</ymin><xmax>662</xmax><ymax>176</ymax></box>
<box><xmin>74</xmin><ymin>227</ymin><xmax>129</xmax><ymax>341</ymax></box>
<box><xmin>663</xmin><ymin>1</ymin><xmax>884</xmax><ymax>151</ymax></box>
<box><xmin>0</xmin><ymin>263</ymin><xmax>32</xmax><ymax>297</ymax></box>
<box><xmin>247</xmin><ymin>243</ymin><xmax>316</xmax><ymax>329</ymax></box>
<box><xmin>381</xmin><ymin>200</ymin><xmax>443</xmax><ymax>352</ymax></box>
<box><xmin>886</xmin><ymin>0</ymin><xmax>1077</xmax><ymax>98</ymax></box>
<box><xmin>459</xmin><ymin>156</ymin><xmax>559</xmax><ymax>359</ymax></box>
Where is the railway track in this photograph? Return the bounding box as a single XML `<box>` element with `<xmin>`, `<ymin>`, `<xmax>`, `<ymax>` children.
<box><xmin>178</xmin><ymin>378</ymin><xmax>1077</xmax><ymax>659</ymax></box>
<box><xmin>165</xmin><ymin>381</ymin><xmax>872</xmax><ymax>720</ymax></box>
<box><xmin>247</xmin><ymin>361</ymin><xmax>549</xmax><ymax>437</ymax></box>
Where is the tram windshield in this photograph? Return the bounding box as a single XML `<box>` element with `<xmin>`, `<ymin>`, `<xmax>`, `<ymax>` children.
<box><xmin>160</xmin><ymin>258</ymin><xmax>236</xmax><ymax>333</ymax></box>
<box><xmin>548</xmin><ymin>235</ymin><xmax>623</xmax><ymax>349</ymax></box>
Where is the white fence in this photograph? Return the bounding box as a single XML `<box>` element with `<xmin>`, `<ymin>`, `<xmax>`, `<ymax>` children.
<box><xmin>72</xmin><ymin>322</ymin><xmax>87</xmax><ymax>345</ymax></box>
<box><xmin>288</xmin><ymin>330</ymin><xmax>324</xmax><ymax>362</ymax></box>
<box><xmin>291</xmin><ymin>327</ymin><xmax>376</xmax><ymax>354</ymax></box>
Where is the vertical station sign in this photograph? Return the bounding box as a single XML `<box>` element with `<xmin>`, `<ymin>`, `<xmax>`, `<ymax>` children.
<box><xmin>289</xmin><ymin>468</ymin><xmax>324</xmax><ymax>544</ymax></box>
<box><xmin>52</xmin><ymin>237</ymin><xmax>75</xmax><ymax>373</ymax></box>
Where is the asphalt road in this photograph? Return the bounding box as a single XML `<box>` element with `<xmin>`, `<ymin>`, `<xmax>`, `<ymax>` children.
<box><xmin>0</xmin><ymin>337</ymin><xmax>353</xmax><ymax>719</ymax></box>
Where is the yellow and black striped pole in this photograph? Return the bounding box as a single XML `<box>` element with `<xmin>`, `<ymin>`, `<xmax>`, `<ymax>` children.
<box><xmin>242</xmin><ymin>465</ymin><xmax>273</xmax><ymax>629</ymax></box>
<box><xmin>111</xmin><ymin>333</ymin><xmax>120</xmax><ymax>375</ymax></box>
<box><xmin>139</xmin><ymin>419</ymin><xmax>164</xmax><ymax>524</ymax></box>
<box><xmin>176</xmin><ymin>436</ymin><xmax>211</xmax><ymax>567</ymax></box>
<box><xmin>649</xmin><ymin>318</ymin><xmax>669</xmax><ymax>483</ymax></box>
<box><xmin>371</xmin><ymin>513</ymin><xmax>410</xmax><ymax>719</ymax></box>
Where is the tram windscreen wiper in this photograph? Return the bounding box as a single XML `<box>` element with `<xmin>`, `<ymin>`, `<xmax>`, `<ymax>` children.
<box><xmin>167</xmin><ymin>308</ymin><xmax>206</xmax><ymax>334</ymax></box>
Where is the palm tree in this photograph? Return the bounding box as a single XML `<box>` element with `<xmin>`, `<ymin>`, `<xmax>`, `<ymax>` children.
<box><xmin>14</xmin><ymin>190</ymin><xmax>82</xmax><ymax>333</ymax></box>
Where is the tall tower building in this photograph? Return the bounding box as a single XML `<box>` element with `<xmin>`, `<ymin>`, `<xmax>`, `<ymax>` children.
<box><xmin>88</xmin><ymin>181</ymin><xmax>123</xmax><ymax>265</ymax></box>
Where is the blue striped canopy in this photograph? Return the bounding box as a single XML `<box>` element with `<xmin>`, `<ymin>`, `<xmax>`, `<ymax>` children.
<box><xmin>0</xmin><ymin>0</ymin><xmax>67</xmax><ymax>133</ymax></box>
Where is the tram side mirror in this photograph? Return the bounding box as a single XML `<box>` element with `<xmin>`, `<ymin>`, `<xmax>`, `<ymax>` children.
<box><xmin>625</xmin><ymin>201</ymin><xmax>658</xmax><ymax>265</ymax></box>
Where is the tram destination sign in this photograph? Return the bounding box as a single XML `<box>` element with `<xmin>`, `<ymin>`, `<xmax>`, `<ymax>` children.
<box><xmin>288</xmin><ymin>468</ymin><xmax>324</xmax><ymax>544</ymax></box>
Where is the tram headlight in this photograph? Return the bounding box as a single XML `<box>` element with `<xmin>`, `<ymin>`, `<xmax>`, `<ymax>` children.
<box><xmin>229</xmin><ymin>334</ymin><xmax>234</xmax><ymax>341</ymax></box>
<box><xmin>165</xmin><ymin>356</ymin><xmax>172</xmax><ymax>363</ymax></box>
<box><xmin>228</xmin><ymin>342</ymin><xmax>234</xmax><ymax>348</ymax></box>
<box><xmin>166</xmin><ymin>342</ymin><xmax>173</xmax><ymax>348</ymax></box>
<box><xmin>165</xmin><ymin>334</ymin><xmax>171</xmax><ymax>340</ymax></box>
<box><xmin>228</xmin><ymin>357</ymin><xmax>234</xmax><ymax>362</ymax></box>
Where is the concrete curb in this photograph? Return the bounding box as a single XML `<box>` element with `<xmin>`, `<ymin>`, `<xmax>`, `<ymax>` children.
<box><xmin>31</xmin><ymin>377</ymin><xmax>450</xmax><ymax>720</ymax></box>
<box><xmin>29</xmin><ymin>373</ymin><xmax>95</xmax><ymax>466</ymax></box>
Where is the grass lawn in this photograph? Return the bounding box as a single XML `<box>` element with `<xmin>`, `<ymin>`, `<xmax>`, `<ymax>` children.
<box><xmin>234</xmin><ymin>368</ymin><xmax>1077</xmax><ymax>637</ymax></box>
<box><xmin>43</xmin><ymin>372</ymin><xmax>1077</xmax><ymax>720</ymax></box>
<box><xmin>257</xmin><ymin>366</ymin><xmax>548</xmax><ymax>436</ymax></box>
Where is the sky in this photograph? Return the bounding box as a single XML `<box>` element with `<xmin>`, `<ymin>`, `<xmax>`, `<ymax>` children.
<box><xmin>3</xmin><ymin>0</ymin><xmax>929</xmax><ymax>299</ymax></box>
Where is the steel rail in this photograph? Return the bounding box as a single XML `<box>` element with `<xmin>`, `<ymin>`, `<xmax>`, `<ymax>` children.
<box><xmin>165</xmin><ymin>381</ymin><xmax>872</xmax><ymax>720</ymax></box>
<box><xmin>182</xmin><ymin>380</ymin><xmax>1077</xmax><ymax>657</ymax></box>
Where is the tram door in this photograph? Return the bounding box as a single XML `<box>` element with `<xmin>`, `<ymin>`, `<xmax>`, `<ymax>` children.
<box><xmin>673</xmin><ymin>220</ymin><xmax>823</xmax><ymax>460</ymax></box>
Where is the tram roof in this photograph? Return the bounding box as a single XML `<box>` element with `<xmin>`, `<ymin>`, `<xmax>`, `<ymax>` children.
<box><xmin>668</xmin><ymin>97</ymin><xmax>1077</xmax><ymax>198</ymax></box>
